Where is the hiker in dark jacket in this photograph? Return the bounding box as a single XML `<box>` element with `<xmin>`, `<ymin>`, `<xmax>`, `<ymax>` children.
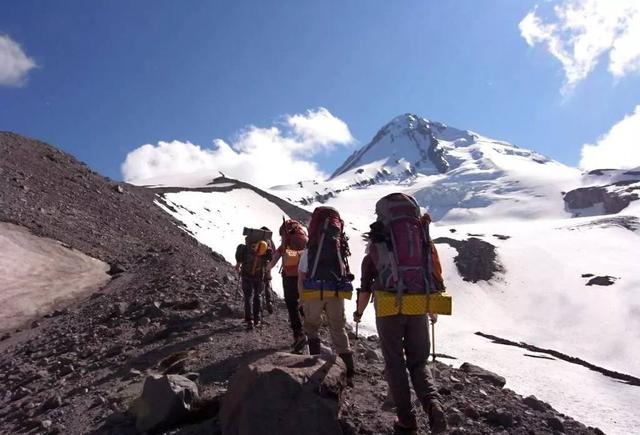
<box><xmin>355</xmin><ymin>254</ymin><xmax>447</xmax><ymax>434</ymax></box>
<box><xmin>235</xmin><ymin>236</ymin><xmax>271</xmax><ymax>330</ymax></box>
<box><xmin>353</xmin><ymin>194</ymin><xmax>448</xmax><ymax>435</ymax></box>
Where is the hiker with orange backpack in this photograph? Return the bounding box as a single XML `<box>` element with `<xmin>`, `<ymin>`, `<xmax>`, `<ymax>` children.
<box><xmin>353</xmin><ymin>193</ymin><xmax>448</xmax><ymax>434</ymax></box>
<box><xmin>235</xmin><ymin>227</ymin><xmax>273</xmax><ymax>330</ymax></box>
<box><xmin>297</xmin><ymin>206</ymin><xmax>355</xmax><ymax>386</ymax></box>
<box><xmin>267</xmin><ymin>218</ymin><xmax>308</xmax><ymax>352</ymax></box>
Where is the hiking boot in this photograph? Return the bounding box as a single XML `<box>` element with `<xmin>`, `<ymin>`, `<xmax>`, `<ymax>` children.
<box><xmin>393</xmin><ymin>417</ymin><xmax>418</xmax><ymax>435</ymax></box>
<box><xmin>245</xmin><ymin>320</ymin><xmax>254</xmax><ymax>330</ymax></box>
<box><xmin>424</xmin><ymin>400</ymin><xmax>447</xmax><ymax>434</ymax></box>
<box><xmin>254</xmin><ymin>320</ymin><xmax>262</xmax><ymax>328</ymax></box>
<box><xmin>308</xmin><ymin>337</ymin><xmax>321</xmax><ymax>355</ymax></box>
<box><xmin>339</xmin><ymin>352</ymin><xmax>355</xmax><ymax>387</ymax></box>
<box><xmin>292</xmin><ymin>335</ymin><xmax>307</xmax><ymax>354</ymax></box>
<box><xmin>266</xmin><ymin>302</ymin><xmax>274</xmax><ymax>314</ymax></box>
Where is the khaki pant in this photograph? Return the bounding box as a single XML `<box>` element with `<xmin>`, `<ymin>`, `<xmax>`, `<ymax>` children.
<box><xmin>302</xmin><ymin>297</ymin><xmax>350</xmax><ymax>355</ymax></box>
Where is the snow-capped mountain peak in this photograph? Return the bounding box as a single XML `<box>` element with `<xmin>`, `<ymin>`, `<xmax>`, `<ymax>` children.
<box><xmin>332</xmin><ymin>113</ymin><xmax>460</xmax><ymax>179</ymax></box>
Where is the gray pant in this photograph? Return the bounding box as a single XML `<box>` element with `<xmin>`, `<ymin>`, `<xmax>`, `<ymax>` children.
<box><xmin>376</xmin><ymin>314</ymin><xmax>439</xmax><ymax>425</ymax></box>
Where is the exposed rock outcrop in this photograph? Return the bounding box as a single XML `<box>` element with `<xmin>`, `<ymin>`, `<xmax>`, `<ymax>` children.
<box><xmin>220</xmin><ymin>353</ymin><xmax>346</xmax><ymax>435</ymax></box>
<box><xmin>433</xmin><ymin>236</ymin><xmax>503</xmax><ymax>282</ymax></box>
<box><xmin>132</xmin><ymin>374</ymin><xmax>199</xmax><ymax>432</ymax></box>
<box><xmin>564</xmin><ymin>180</ymin><xmax>640</xmax><ymax>217</ymax></box>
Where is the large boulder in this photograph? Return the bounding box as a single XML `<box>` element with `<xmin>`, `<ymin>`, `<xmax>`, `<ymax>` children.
<box><xmin>132</xmin><ymin>374</ymin><xmax>199</xmax><ymax>432</ymax></box>
<box><xmin>460</xmin><ymin>362</ymin><xmax>506</xmax><ymax>388</ymax></box>
<box><xmin>220</xmin><ymin>352</ymin><xmax>346</xmax><ymax>435</ymax></box>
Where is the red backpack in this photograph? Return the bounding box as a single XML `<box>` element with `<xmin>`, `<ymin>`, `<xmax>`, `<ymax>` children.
<box><xmin>279</xmin><ymin>219</ymin><xmax>308</xmax><ymax>276</ymax></box>
<box><xmin>369</xmin><ymin>193</ymin><xmax>444</xmax><ymax>295</ymax></box>
<box><xmin>306</xmin><ymin>206</ymin><xmax>352</xmax><ymax>284</ymax></box>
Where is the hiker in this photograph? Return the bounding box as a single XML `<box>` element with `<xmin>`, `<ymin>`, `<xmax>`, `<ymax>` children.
<box><xmin>353</xmin><ymin>193</ymin><xmax>448</xmax><ymax>434</ymax></box>
<box><xmin>297</xmin><ymin>206</ymin><xmax>355</xmax><ymax>386</ymax></box>
<box><xmin>267</xmin><ymin>218</ymin><xmax>308</xmax><ymax>352</ymax></box>
<box><xmin>260</xmin><ymin>226</ymin><xmax>275</xmax><ymax>315</ymax></box>
<box><xmin>235</xmin><ymin>227</ymin><xmax>273</xmax><ymax>330</ymax></box>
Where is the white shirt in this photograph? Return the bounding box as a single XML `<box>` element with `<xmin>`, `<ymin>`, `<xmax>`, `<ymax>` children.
<box><xmin>298</xmin><ymin>249</ymin><xmax>308</xmax><ymax>274</ymax></box>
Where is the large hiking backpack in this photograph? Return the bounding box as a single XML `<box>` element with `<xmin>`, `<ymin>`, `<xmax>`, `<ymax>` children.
<box><xmin>303</xmin><ymin>207</ymin><xmax>353</xmax><ymax>298</ymax></box>
<box><xmin>279</xmin><ymin>218</ymin><xmax>308</xmax><ymax>277</ymax></box>
<box><xmin>369</xmin><ymin>193</ymin><xmax>445</xmax><ymax>296</ymax></box>
<box><xmin>235</xmin><ymin>227</ymin><xmax>273</xmax><ymax>279</ymax></box>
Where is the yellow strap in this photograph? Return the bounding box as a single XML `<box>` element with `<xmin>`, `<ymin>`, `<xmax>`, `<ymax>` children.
<box><xmin>301</xmin><ymin>289</ymin><xmax>353</xmax><ymax>300</ymax></box>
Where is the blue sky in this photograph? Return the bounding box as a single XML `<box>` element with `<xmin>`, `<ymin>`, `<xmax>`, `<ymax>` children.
<box><xmin>1</xmin><ymin>0</ymin><xmax>640</xmax><ymax>183</ymax></box>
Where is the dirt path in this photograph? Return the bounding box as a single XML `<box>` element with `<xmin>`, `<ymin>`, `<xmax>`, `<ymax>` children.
<box><xmin>0</xmin><ymin>222</ymin><xmax>110</xmax><ymax>332</ymax></box>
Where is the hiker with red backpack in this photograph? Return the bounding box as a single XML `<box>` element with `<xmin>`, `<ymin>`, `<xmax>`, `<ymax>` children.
<box><xmin>353</xmin><ymin>193</ymin><xmax>448</xmax><ymax>434</ymax></box>
<box><xmin>267</xmin><ymin>218</ymin><xmax>308</xmax><ymax>352</ymax></box>
<box><xmin>297</xmin><ymin>206</ymin><xmax>355</xmax><ymax>386</ymax></box>
<box><xmin>235</xmin><ymin>227</ymin><xmax>273</xmax><ymax>330</ymax></box>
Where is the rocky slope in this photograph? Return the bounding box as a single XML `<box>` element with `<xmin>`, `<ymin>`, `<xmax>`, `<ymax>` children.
<box><xmin>0</xmin><ymin>132</ymin><xmax>606</xmax><ymax>434</ymax></box>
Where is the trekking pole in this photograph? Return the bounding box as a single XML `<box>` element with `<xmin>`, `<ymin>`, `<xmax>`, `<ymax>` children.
<box><xmin>353</xmin><ymin>319</ymin><xmax>359</xmax><ymax>365</ymax></box>
<box><xmin>431</xmin><ymin>320</ymin><xmax>437</xmax><ymax>362</ymax></box>
<box><xmin>235</xmin><ymin>272</ymin><xmax>241</xmax><ymax>301</ymax></box>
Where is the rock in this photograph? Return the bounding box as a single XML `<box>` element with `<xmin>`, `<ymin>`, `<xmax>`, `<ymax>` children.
<box><xmin>125</xmin><ymin>368</ymin><xmax>142</xmax><ymax>380</ymax></box>
<box><xmin>184</xmin><ymin>372</ymin><xmax>200</xmax><ymax>383</ymax></box>
<box><xmin>461</xmin><ymin>403</ymin><xmax>480</xmax><ymax>419</ymax></box>
<box><xmin>105</xmin><ymin>345</ymin><xmax>123</xmax><ymax>358</ymax></box>
<box><xmin>115</xmin><ymin>185</ymin><xmax>124</xmax><ymax>194</ymax></box>
<box><xmin>523</xmin><ymin>395</ymin><xmax>548</xmax><ymax>412</ymax></box>
<box><xmin>459</xmin><ymin>362</ymin><xmax>506</xmax><ymax>388</ymax></box>
<box><xmin>547</xmin><ymin>416</ymin><xmax>565</xmax><ymax>432</ymax></box>
<box><xmin>586</xmin><ymin>275</ymin><xmax>617</xmax><ymax>286</ymax></box>
<box><xmin>41</xmin><ymin>419</ymin><xmax>52</xmax><ymax>430</ymax></box>
<box><xmin>446</xmin><ymin>407</ymin><xmax>464</xmax><ymax>426</ymax></box>
<box><xmin>132</xmin><ymin>374</ymin><xmax>199</xmax><ymax>433</ymax></box>
<box><xmin>220</xmin><ymin>352</ymin><xmax>346</xmax><ymax>435</ymax></box>
<box><xmin>145</xmin><ymin>302</ymin><xmax>164</xmax><ymax>318</ymax></box>
<box><xmin>174</xmin><ymin>299</ymin><xmax>200</xmax><ymax>311</ymax></box>
<box><xmin>42</xmin><ymin>395</ymin><xmax>62</xmax><ymax>410</ymax></box>
<box><xmin>487</xmin><ymin>408</ymin><xmax>514</xmax><ymax>428</ymax></box>
<box><xmin>108</xmin><ymin>263</ymin><xmax>126</xmax><ymax>275</ymax></box>
<box><xmin>363</xmin><ymin>349</ymin><xmax>381</xmax><ymax>362</ymax></box>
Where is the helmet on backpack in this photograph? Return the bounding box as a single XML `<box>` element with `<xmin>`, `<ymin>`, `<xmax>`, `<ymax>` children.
<box><xmin>254</xmin><ymin>240</ymin><xmax>269</xmax><ymax>256</ymax></box>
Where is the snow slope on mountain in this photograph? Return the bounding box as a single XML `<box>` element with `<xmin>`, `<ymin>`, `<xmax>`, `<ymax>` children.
<box><xmin>273</xmin><ymin>114</ymin><xmax>581</xmax><ymax>223</ymax></box>
<box><xmin>155</xmin><ymin>187</ymin><xmax>303</xmax><ymax>297</ymax></box>
<box><xmin>0</xmin><ymin>222</ymin><xmax>110</xmax><ymax>332</ymax></box>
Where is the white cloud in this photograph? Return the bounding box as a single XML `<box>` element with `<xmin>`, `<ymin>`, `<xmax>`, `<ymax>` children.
<box><xmin>519</xmin><ymin>0</ymin><xmax>640</xmax><ymax>92</ymax></box>
<box><xmin>0</xmin><ymin>34</ymin><xmax>36</xmax><ymax>87</ymax></box>
<box><xmin>580</xmin><ymin>105</ymin><xmax>640</xmax><ymax>170</ymax></box>
<box><xmin>121</xmin><ymin>107</ymin><xmax>355</xmax><ymax>188</ymax></box>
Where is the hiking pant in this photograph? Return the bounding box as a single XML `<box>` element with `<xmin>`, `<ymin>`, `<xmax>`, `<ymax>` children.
<box><xmin>242</xmin><ymin>278</ymin><xmax>264</xmax><ymax>322</ymax></box>
<box><xmin>264</xmin><ymin>279</ymin><xmax>273</xmax><ymax>306</ymax></box>
<box><xmin>376</xmin><ymin>314</ymin><xmax>439</xmax><ymax>425</ymax></box>
<box><xmin>283</xmin><ymin>276</ymin><xmax>303</xmax><ymax>338</ymax></box>
<box><xmin>302</xmin><ymin>297</ymin><xmax>350</xmax><ymax>355</ymax></box>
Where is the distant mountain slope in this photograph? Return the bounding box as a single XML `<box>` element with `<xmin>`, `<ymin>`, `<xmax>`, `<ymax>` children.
<box><xmin>274</xmin><ymin>114</ymin><xmax>581</xmax><ymax>222</ymax></box>
<box><xmin>151</xmin><ymin>176</ymin><xmax>310</xmax><ymax>266</ymax></box>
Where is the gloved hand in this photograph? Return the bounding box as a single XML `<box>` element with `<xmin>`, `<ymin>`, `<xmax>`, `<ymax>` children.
<box><xmin>353</xmin><ymin>311</ymin><xmax>362</xmax><ymax>323</ymax></box>
<box><xmin>428</xmin><ymin>312</ymin><xmax>438</xmax><ymax>323</ymax></box>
